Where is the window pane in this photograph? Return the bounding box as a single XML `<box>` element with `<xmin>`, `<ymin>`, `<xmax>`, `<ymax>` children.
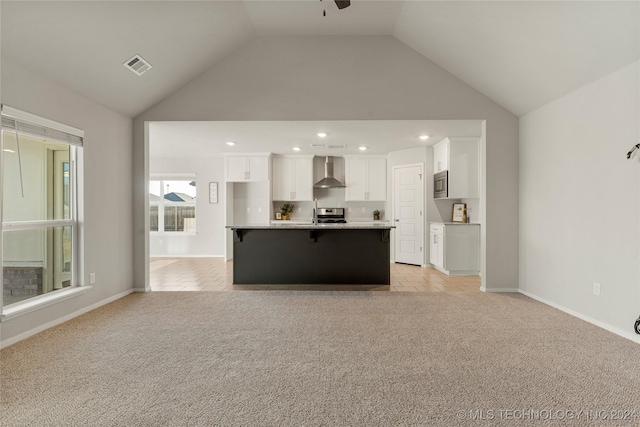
<box><xmin>2</xmin><ymin>132</ymin><xmax>71</xmax><ymax>221</ymax></box>
<box><xmin>163</xmin><ymin>180</ymin><xmax>196</xmax><ymax>201</ymax></box>
<box><xmin>164</xmin><ymin>205</ymin><xmax>195</xmax><ymax>232</ymax></box>
<box><xmin>3</xmin><ymin>226</ymin><xmax>73</xmax><ymax>306</ymax></box>
<box><xmin>149</xmin><ymin>180</ymin><xmax>161</xmax><ymax>203</ymax></box>
<box><xmin>149</xmin><ymin>205</ymin><xmax>158</xmax><ymax>232</ymax></box>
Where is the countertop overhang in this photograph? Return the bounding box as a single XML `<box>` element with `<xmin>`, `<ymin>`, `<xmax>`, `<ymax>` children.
<box><xmin>226</xmin><ymin>223</ymin><xmax>395</xmax><ymax>230</ymax></box>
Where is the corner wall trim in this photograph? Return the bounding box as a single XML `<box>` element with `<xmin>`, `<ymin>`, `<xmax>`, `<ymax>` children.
<box><xmin>519</xmin><ymin>289</ymin><xmax>640</xmax><ymax>344</ymax></box>
<box><xmin>0</xmin><ymin>289</ymin><xmax>133</xmax><ymax>349</ymax></box>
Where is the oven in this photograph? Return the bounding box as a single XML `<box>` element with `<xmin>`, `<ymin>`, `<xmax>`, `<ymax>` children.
<box><xmin>316</xmin><ymin>208</ymin><xmax>346</xmax><ymax>224</ymax></box>
<box><xmin>434</xmin><ymin>171</ymin><xmax>448</xmax><ymax>199</ymax></box>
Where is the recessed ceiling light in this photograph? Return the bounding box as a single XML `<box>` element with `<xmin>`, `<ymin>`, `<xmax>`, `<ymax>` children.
<box><xmin>358</xmin><ymin>146</ymin><xmax>367</xmax><ymax>151</ymax></box>
<box><xmin>316</xmin><ymin>132</ymin><xmax>328</xmax><ymax>138</ymax></box>
<box><xmin>225</xmin><ymin>141</ymin><xmax>236</xmax><ymax>146</ymax></box>
<box><xmin>3</xmin><ymin>149</ymin><xmax>15</xmax><ymax>153</ymax></box>
<box><xmin>292</xmin><ymin>146</ymin><xmax>301</xmax><ymax>151</ymax></box>
<box><xmin>419</xmin><ymin>135</ymin><xmax>430</xmax><ymax>141</ymax></box>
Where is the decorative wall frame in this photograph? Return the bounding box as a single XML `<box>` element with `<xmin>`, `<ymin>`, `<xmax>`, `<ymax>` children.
<box><xmin>209</xmin><ymin>182</ymin><xmax>218</xmax><ymax>204</ymax></box>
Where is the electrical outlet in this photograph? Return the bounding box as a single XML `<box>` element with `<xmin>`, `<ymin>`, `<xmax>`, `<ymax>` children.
<box><xmin>247</xmin><ymin>207</ymin><xmax>251</xmax><ymax>213</ymax></box>
<box><xmin>298</xmin><ymin>207</ymin><xmax>302</xmax><ymax>213</ymax></box>
<box><xmin>258</xmin><ymin>207</ymin><xmax>262</xmax><ymax>213</ymax></box>
<box><xmin>90</xmin><ymin>273</ymin><xmax>96</xmax><ymax>284</ymax></box>
<box><xmin>593</xmin><ymin>282</ymin><xmax>600</xmax><ymax>296</ymax></box>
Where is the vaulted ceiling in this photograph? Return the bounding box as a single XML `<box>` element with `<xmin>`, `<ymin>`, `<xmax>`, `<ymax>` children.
<box><xmin>2</xmin><ymin>1</ymin><xmax>638</xmax><ymax>118</ymax></box>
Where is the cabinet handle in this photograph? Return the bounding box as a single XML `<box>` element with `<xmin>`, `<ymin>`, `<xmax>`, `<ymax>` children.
<box><xmin>290</xmin><ymin>191</ymin><xmax>295</xmax><ymax>199</ymax></box>
<box><xmin>434</xmin><ymin>235</ymin><xmax>437</xmax><ymax>244</ymax></box>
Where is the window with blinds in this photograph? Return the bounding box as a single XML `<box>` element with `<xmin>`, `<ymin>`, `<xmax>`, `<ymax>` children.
<box><xmin>1</xmin><ymin>105</ymin><xmax>84</xmax><ymax>308</ymax></box>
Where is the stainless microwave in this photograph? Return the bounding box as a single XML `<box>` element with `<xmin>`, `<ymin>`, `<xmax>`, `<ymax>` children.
<box><xmin>434</xmin><ymin>171</ymin><xmax>448</xmax><ymax>199</ymax></box>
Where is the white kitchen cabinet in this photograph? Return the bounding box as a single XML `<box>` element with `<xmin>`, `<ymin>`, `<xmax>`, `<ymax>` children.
<box><xmin>430</xmin><ymin>222</ymin><xmax>480</xmax><ymax>275</ymax></box>
<box><xmin>433</xmin><ymin>142</ymin><xmax>448</xmax><ymax>173</ymax></box>
<box><xmin>432</xmin><ymin>138</ymin><xmax>479</xmax><ymax>199</ymax></box>
<box><xmin>224</xmin><ymin>154</ymin><xmax>271</xmax><ymax>182</ymax></box>
<box><xmin>344</xmin><ymin>156</ymin><xmax>387</xmax><ymax>201</ymax></box>
<box><xmin>272</xmin><ymin>155</ymin><xmax>314</xmax><ymax>201</ymax></box>
<box><xmin>429</xmin><ymin>223</ymin><xmax>444</xmax><ymax>269</ymax></box>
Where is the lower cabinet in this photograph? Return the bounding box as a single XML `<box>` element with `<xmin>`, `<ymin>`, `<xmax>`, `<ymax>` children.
<box><xmin>429</xmin><ymin>223</ymin><xmax>480</xmax><ymax>275</ymax></box>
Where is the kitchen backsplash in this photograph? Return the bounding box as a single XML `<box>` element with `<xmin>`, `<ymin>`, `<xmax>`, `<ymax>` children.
<box><xmin>273</xmin><ymin>188</ymin><xmax>385</xmax><ymax>221</ymax></box>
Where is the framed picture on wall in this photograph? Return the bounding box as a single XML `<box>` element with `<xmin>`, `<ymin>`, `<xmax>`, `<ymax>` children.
<box><xmin>209</xmin><ymin>182</ymin><xmax>218</xmax><ymax>204</ymax></box>
<box><xmin>452</xmin><ymin>203</ymin><xmax>467</xmax><ymax>223</ymax></box>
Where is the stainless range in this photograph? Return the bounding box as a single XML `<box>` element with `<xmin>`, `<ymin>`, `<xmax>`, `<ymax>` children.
<box><xmin>316</xmin><ymin>208</ymin><xmax>346</xmax><ymax>224</ymax></box>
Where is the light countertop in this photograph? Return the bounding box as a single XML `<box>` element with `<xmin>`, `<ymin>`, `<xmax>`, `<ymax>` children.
<box><xmin>430</xmin><ymin>222</ymin><xmax>481</xmax><ymax>226</ymax></box>
<box><xmin>227</xmin><ymin>223</ymin><xmax>395</xmax><ymax>230</ymax></box>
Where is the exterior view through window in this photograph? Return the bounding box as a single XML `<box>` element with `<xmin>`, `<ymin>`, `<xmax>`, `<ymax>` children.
<box><xmin>1</xmin><ymin>110</ymin><xmax>82</xmax><ymax>307</ymax></box>
<box><xmin>149</xmin><ymin>179</ymin><xmax>196</xmax><ymax>232</ymax></box>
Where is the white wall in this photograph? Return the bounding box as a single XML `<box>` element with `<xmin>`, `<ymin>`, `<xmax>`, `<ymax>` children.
<box><xmin>149</xmin><ymin>156</ymin><xmax>226</xmax><ymax>257</ymax></box>
<box><xmin>133</xmin><ymin>36</ymin><xmax>519</xmax><ymax>291</ymax></box>
<box><xmin>1</xmin><ymin>61</ymin><xmax>134</xmax><ymax>345</ymax></box>
<box><xmin>520</xmin><ymin>62</ymin><xmax>640</xmax><ymax>341</ymax></box>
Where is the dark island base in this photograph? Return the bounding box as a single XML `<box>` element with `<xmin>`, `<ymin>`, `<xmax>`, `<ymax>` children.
<box><xmin>232</xmin><ymin>228</ymin><xmax>390</xmax><ymax>284</ymax></box>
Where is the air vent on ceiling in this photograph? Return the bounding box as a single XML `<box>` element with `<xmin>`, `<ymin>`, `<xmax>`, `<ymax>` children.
<box><xmin>123</xmin><ymin>54</ymin><xmax>152</xmax><ymax>76</ymax></box>
<box><xmin>310</xmin><ymin>143</ymin><xmax>325</xmax><ymax>148</ymax></box>
<box><xmin>328</xmin><ymin>144</ymin><xmax>346</xmax><ymax>149</ymax></box>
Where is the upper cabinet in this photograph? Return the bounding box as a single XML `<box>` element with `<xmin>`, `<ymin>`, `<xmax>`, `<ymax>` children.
<box><xmin>272</xmin><ymin>155</ymin><xmax>314</xmax><ymax>201</ymax></box>
<box><xmin>432</xmin><ymin>138</ymin><xmax>479</xmax><ymax>199</ymax></box>
<box><xmin>344</xmin><ymin>156</ymin><xmax>387</xmax><ymax>201</ymax></box>
<box><xmin>224</xmin><ymin>154</ymin><xmax>271</xmax><ymax>182</ymax></box>
<box><xmin>433</xmin><ymin>142</ymin><xmax>448</xmax><ymax>173</ymax></box>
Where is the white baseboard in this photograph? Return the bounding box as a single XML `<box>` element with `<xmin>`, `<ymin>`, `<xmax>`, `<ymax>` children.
<box><xmin>0</xmin><ymin>289</ymin><xmax>133</xmax><ymax>349</ymax></box>
<box><xmin>519</xmin><ymin>289</ymin><xmax>640</xmax><ymax>344</ymax></box>
<box><xmin>482</xmin><ymin>287</ymin><xmax>519</xmax><ymax>293</ymax></box>
<box><xmin>132</xmin><ymin>287</ymin><xmax>149</xmax><ymax>293</ymax></box>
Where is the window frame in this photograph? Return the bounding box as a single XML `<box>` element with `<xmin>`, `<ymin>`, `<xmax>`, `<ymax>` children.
<box><xmin>149</xmin><ymin>175</ymin><xmax>197</xmax><ymax>235</ymax></box>
<box><xmin>0</xmin><ymin>106</ymin><xmax>85</xmax><ymax>317</ymax></box>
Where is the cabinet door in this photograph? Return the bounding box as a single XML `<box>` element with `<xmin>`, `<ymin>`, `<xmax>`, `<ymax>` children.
<box><xmin>436</xmin><ymin>234</ymin><xmax>444</xmax><ymax>269</ymax></box>
<box><xmin>448</xmin><ymin>139</ymin><xmax>479</xmax><ymax>198</ymax></box>
<box><xmin>367</xmin><ymin>158</ymin><xmax>386</xmax><ymax>201</ymax></box>
<box><xmin>292</xmin><ymin>158</ymin><xmax>313</xmax><ymax>201</ymax></box>
<box><xmin>433</xmin><ymin>141</ymin><xmax>448</xmax><ymax>173</ymax></box>
<box><xmin>226</xmin><ymin>156</ymin><xmax>248</xmax><ymax>181</ymax></box>
<box><xmin>272</xmin><ymin>158</ymin><xmax>291</xmax><ymax>200</ymax></box>
<box><xmin>429</xmin><ymin>232</ymin><xmax>439</xmax><ymax>266</ymax></box>
<box><xmin>248</xmin><ymin>156</ymin><xmax>269</xmax><ymax>181</ymax></box>
<box><xmin>345</xmin><ymin>158</ymin><xmax>367</xmax><ymax>201</ymax></box>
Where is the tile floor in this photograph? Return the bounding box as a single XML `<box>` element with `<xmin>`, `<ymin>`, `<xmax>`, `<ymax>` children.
<box><xmin>150</xmin><ymin>257</ymin><xmax>481</xmax><ymax>293</ymax></box>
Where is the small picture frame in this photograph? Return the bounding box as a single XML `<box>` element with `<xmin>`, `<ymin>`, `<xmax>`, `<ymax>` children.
<box><xmin>209</xmin><ymin>182</ymin><xmax>218</xmax><ymax>204</ymax></box>
<box><xmin>452</xmin><ymin>203</ymin><xmax>467</xmax><ymax>223</ymax></box>
<box><xmin>275</xmin><ymin>212</ymin><xmax>282</xmax><ymax>220</ymax></box>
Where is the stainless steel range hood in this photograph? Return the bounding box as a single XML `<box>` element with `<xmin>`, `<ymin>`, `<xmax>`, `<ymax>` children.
<box><xmin>314</xmin><ymin>156</ymin><xmax>345</xmax><ymax>188</ymax></box>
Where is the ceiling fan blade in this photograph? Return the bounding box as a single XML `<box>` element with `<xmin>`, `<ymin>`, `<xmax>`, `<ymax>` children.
<box><xmin>334</xmin><ymin>0</ymin><xmax>350</xmax><ymax>9</ymax></box>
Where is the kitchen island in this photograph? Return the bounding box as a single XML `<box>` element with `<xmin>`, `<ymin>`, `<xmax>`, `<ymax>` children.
<box><xmin>226</xmin><ymin>223</ymin><xmax>394</xmax><ymax>285</ymax></box>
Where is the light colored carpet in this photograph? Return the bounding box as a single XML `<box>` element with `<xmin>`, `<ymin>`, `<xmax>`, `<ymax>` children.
<box><xmin>1</xmin><ymin>291</ymin><xmax>639</xmax><ymax>426</ymax></box>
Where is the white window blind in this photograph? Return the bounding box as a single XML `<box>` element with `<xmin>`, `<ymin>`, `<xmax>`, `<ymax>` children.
<box><xmin>1</xmin><ymin>105</ymin><xmax>83</xmax><ymax>147</ymax></box>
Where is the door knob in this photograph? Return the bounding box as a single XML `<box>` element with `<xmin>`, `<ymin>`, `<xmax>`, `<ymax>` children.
<box><xmin>395</xmin><ymin>219</ymin><xmax>400</xmax><ymax>222</ymax></box>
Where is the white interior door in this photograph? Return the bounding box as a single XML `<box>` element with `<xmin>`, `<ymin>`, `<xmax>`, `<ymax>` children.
<box><xmin>394</xmin><ymin>164</ymin><xmax>424</xmax><ymax>265</ymax></box>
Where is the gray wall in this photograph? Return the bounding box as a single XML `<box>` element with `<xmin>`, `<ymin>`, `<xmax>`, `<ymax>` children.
<box><xmin>134</xmin><ymin>36</ymin><xmax>519</xmax><ymax>291</ymax></box>
<box><xmin>1</xmin><ymin>61</ymin><xmax>134</xmax><ymax>343</ymax></box>
<box><xmin>519</xmin><ymin>61</ymin><xmax>640</xmax><ymax>340</ymax></box>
